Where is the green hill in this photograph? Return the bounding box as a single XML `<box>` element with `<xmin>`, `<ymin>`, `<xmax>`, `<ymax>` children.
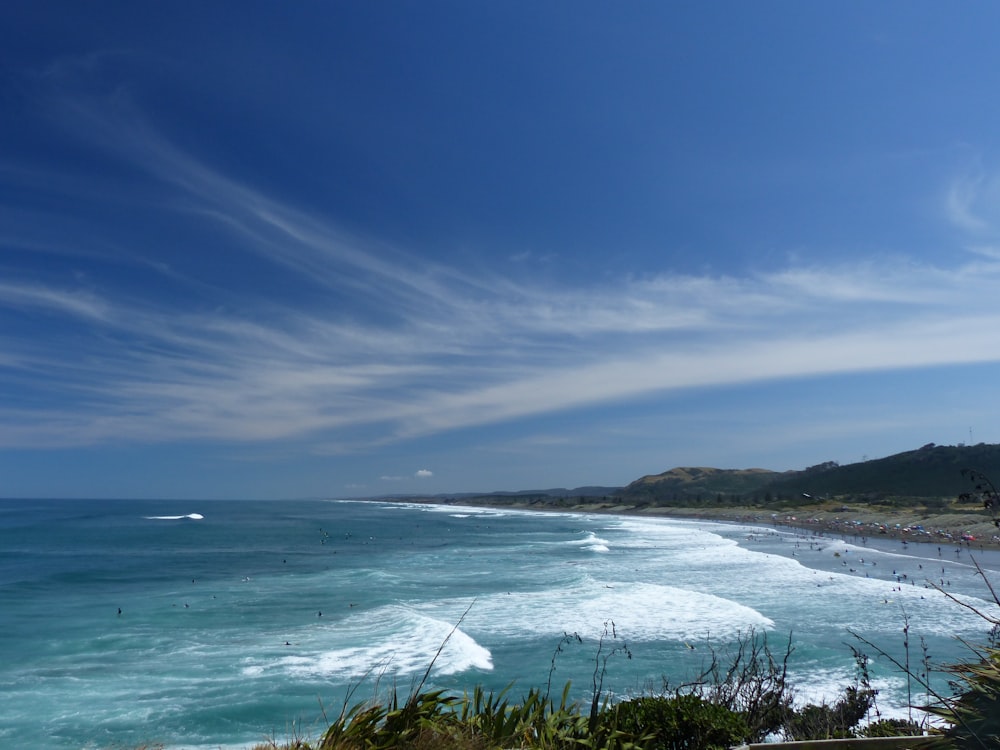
<box><xmin>617</xmin><ymin>443</ymin><xmax>1000</xmax><ymax>507</ymax></box>
<box><xmin>758</xmin><ymin>443</ymin><xmax>1000</xmax><ymax>500</ymax></box>
<box><xmin>620</xmin><ymin>466</ymin><xmax>786</xmax><ymax>502</ymax></box>
<box><xmin>392</xmin><ymin>443</ymin><xmax>1000</xmax><ymax>515</ymax></box>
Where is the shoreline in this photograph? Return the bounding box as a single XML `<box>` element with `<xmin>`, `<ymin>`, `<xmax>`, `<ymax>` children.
<box><xmin>427</xmin><ymin>496</ymin><xmax>1000</xmax><ymax>588</ymax></box>
<box><xmin>428</xmin><ymin>497</ymin><xmax>1000</xmax><ymax>554</ymax></box>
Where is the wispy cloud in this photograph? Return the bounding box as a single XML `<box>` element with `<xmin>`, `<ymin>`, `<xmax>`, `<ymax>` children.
<box><xmin>5</xmin><ymin>71</ymin><xmax>1000</xmax><ymax>452</ymax></box>
<box><xmin>4</xmin><ymin>245</ymin><xmax>1000</xmax><ymax>451</ymax></box>
<box><xmin>947</xmin><ymin>177</ymin><xmax>989</xmax><ymax>233</ymax></box>
<box><xmin>945</xmin><ymin>165</ymin><xmax>1000</xmax><ymax>240</ymax></box>
<box><xmin>0</xmin><ymin>281</ymin><xmax>111</xmax><ymax>321</ymax></box>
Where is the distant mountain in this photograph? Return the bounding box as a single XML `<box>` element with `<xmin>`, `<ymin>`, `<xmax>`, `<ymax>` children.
<box><xmin>480</xmin><ymin>486</ymin><xmax>623</xmax><ymax>498</ymax></box>
<box><xmin>363</xmin><ymin>443</ymin><xmax>1000</xmax><ymax>511</ymax></box>
<box><xmin>362</xmin><ymin>486</ymin><xmax>623</xmax><ymax>506</ymax></box>
<box><xmin>756</xmin><ymin>442</ymin><xmax>1000</xmax><ymax>499</ymax></box>
<box><xmin>620</xmin><ymin>466</ymin><xmax>786</xmax><ymax>501</ymax></box>
<box><xmin>617</xmin><ymin>443</ymin><xmax>1000</xmax><ymax>506</ymax></box>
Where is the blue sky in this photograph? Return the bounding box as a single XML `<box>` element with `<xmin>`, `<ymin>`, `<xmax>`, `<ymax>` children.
<box><xmin>4</xmin><ymin>2</ymin><xmax>1000</xmax><ymax>499</ymax></box>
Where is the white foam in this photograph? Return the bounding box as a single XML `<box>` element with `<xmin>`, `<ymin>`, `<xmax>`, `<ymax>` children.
<box><xmin>579</xmin><ymin>531</ymin><xmax>610</xmax><ymax>553</ymax></box>
<box><xmin>787</xmin><ymin>664</ymin><xmax>910</xmax><ymax>718</ymax></box>
<box><xmin>617</xmin><ymin>515</ymin><xmax>993</xmax><ymax>599</ymax></box>
<box><xmin>416</xmin><ymin>579</ymin><xmax>774</xmax><ymax>643</ymax></box>
<box><xmin>401</xmin><ymin>502</ymin><xmax>561</xmax><ymax>519</ymax></box>
<box><xmin>244</xmin><ymin>605</ymin><xmax>493</xmax><ymax>682</ymax></box>
<box><xmin>610</xmin><ymin>516</ymin><xmax>742</xmax><ymax>552</ymax></box>
<box><xmin>144</xmin><ymin>513</ymin><xmax>204</xmax><ymax>520</ymax></box>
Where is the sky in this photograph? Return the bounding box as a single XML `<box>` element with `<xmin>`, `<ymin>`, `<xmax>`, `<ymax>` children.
<box><xmin>4</xmin><ymin>2</ymin><xmax>1000</xmax><ymax>499</ymax></box>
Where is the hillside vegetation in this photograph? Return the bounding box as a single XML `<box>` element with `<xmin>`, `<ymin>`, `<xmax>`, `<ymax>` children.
<box><xmin>617</xmin><ymin>443</ymin><xmax>1000</xmax><ymax>505</ymax></box>
<box><xmin>424</xmin><ymin>444</ymin><xmax>1000</xmax><ymax>511</ymax></box>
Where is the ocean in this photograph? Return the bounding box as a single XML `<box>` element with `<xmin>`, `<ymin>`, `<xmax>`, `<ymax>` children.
<box><xmin>1</xmin><ymin>498</ymin><xmax>998</xmax><ymax>750</ymax></box>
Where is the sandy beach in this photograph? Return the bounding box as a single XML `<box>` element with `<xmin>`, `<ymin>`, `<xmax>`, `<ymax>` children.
<box><xmin>446</xmin><ymin>497</ymin><xmax>1000</xmax><ymax>552</ymax></box>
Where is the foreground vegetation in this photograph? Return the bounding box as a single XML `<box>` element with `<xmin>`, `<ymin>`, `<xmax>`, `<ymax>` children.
<box><xmin>237</xmin><ymin>626</ymin><xmax>927</xmax><ymax>750</ymax></box>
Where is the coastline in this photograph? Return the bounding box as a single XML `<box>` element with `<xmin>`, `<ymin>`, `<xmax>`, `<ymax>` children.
<box><xmin>430</xmin><ymin>497</ymin><xmax>1000</xmax><ymax>554</ymax></box>
<box><xmin>424</xmin><ymin>496</ymin><xmax>1000</xmax><ymax>588</ymax></box>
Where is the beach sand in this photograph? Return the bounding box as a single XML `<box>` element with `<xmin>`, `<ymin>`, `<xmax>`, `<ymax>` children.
<box><xmin>444</xmin><ymin>497</ymin><xmax>1000</xmax><ymax>553</ymax></box>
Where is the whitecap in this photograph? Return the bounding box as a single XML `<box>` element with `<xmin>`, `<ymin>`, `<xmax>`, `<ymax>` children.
<box><xmin>580</xmin><ymin>531</ymin><xmax>610</xmax><ymax>553</ymax></box>
<box><xmin>414</xmin><ymin>579</ymin><xmax>774</xmax><ymax>644</ymax></box>
<box><xmin>244</xmin><ymin>605</ymin><xmax>493</xmax><ymax>681</ymax></box>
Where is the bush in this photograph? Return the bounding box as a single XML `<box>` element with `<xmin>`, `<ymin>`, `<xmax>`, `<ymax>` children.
<box><xmin>859</xmin><ymin>718</ymin><xmax>925</xmax><ymax>737</ymax></box>
<box><xmin>667</xmin><ymin>628</ymin><xmax>794</xmax><ymax>742</ymax></box>
<box><xmin>610</xmin><ymin>694</ymin><xmax>749</xmax><ymax>750</ymax></box>
<box><xmin>782</xmin><ymin>685</ymin><xmax>875</xmax><ymax>740</ymax></box>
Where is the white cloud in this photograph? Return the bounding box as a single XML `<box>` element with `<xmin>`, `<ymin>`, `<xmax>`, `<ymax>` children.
<box><xmin>6</xmin><ymin>237</ymin><xmax>1000</xmax><ymax>453</ymax></box>
<box><xmin>7</xmin><ymin>230</ymin><xmax>1000</xmax><ymax>451</ymax></box>
<box><xmin>945</xmin><ymin>167</ymin><xmax>1000</xmax><ymax>238</ymax></box>
<box><xmin>9</xmin><ymin>87</ymin><xmax>1000</xmax><ymax>452</ymax></box>
<box><xmin>415</xmin><ymin>469</ymin><xmax>433</xmax><ymax>478</ymax></box>
<box><xmin>967</xmin><ymin>244</ymin><xmax>1000</xmax><ymax>259</ymax></box>
<box><xmin>0</xmin><ymin>281</ymin><xmax>111</xmax><ymax>321</ymax></box>
<box><xmin>946</xmin><ymin>178</ymin><xmax>990</xmax><ymax>233</ymax></box>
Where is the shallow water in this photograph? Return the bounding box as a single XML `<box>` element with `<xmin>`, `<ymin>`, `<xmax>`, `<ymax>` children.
<box><xmin>1</xmin><ymin>498</ymin><xmax>997</xmax><ymax>749</ymax></box>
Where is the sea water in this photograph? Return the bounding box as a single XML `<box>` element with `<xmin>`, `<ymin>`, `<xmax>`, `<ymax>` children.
<box><xmin>1</xmin><ymin>498</ymin><xmax>998</xmax><ymax>750</ymax></box>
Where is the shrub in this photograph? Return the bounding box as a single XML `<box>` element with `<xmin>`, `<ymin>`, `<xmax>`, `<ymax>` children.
<box><xmin>782</xmin><ymin>685</ymin><xmax>875</xmax><ymax>740</ymax></box>
<box><xmin>610</xmin><ymin>694</ymin><xmax>749</xmax><ymax>750</ymax></box>
<box><xmin>666</xmin><ymin>628</ymin><xmax>794</xmax><ymax>742</ymax></box>
<box><xmin>860</xmin><ymin>718</ymin><xmax>925</xmax><ymax>737</ymax></box>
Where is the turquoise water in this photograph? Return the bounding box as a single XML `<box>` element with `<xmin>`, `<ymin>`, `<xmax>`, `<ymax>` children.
<box><xmin>1</xmin><ymin>498</ymin><xmax>998</xmax><ymax>749</ymax></box>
